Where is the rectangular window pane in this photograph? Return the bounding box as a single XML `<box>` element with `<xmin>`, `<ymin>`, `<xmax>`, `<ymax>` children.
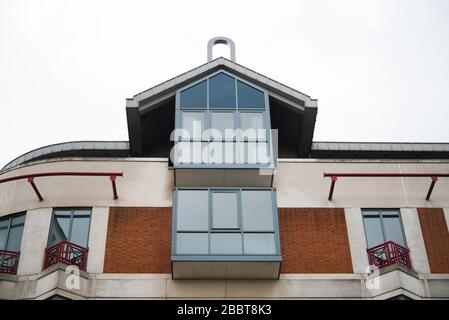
<box><xmin>205</xmin><ymin>142</ymin><xmax>224</xmax><ymax>164</ymax></box>
<box><xmin>70</xmin><ymin>216</ymin><xmax>91</xmax><ymax>247</ymax></box>
<box><xmin>383</xmin><ymin>216</ymin><xmax>405</xmax><ymax>246</ymax></box>
<box><xmin>240</xmin><ymin>112</ymin><xmax>264</xmax><ymax>131</ymax></box>
<box><xmin>6</xmin><ymin>225</ymin><xmax>24</xmax><ymax>251</ymax></box>
<box><xmin>212</xmin><ymin>192</ymin><xmax>238</xmax><ymax>229</ymax></box>
<box><xmin>209</xmin><ymin>73</ymin><xmax>236</xmax><ymax>109</ymax></box>
<box><xmin>11</xmin><ymin>214</ymin><xmax>25</xmax><ymax>226</ymax></box>
<box><xmin>177</xmin><ymin>190</ymin><xmax>209</xmax><ymax>231</ymax></box>
<box><xmin>0</xmin><ymin>219</ymin><xmax>9</xmax><ymax>250</ymax></box>
<box><xmin>73</xmin><ymin>209</ymin><xmax>90</xmax><ymax>217</ymax></box>
<box><xmin>210</xmin><ymin>233</ymin><xmax>242</xmax><ymax>254</ymax></box>
<box><xmin>237</xmin><ymin>80</ymin><xmax>265</xmax><ymax>108</ymax></box>
<box><xmin>180</xmin><ymin>80</ymin><xmax>207</xmax><ymax>109</ymax></box>
<box><xmin>242</xmin><ymin>191</ymin><xmax>274</xmax><ymax>231</ymax></box>
<box><xmin>211</xmin><ymin>112</ymin><xmax>234</xmax><ymax>140</ymax></box>
<box><xmin>174</xmin><ymin>142</ymin><xmax>208</xmax><ymax>164</ymax></box>
<box><xmin>240</xmin><ymin>112</ymin><xmax>265</xmax><ymax>143</ymax></box>
<box><xmin>223</xmin><ymin>142</ymin><xmax>237</xmax><ymax>164</ymax></box>
<box><xmin>235</xmin><ymin>142</ymin><xmax>270</xmax><ymax>165</ymax></box>
<box><xmin>363</xmin><ymin>215</ymin><xmax>384</xmax><ymax>248</ymax></box>
<box><xmin>177</xmin><ymin>233</ymin><xmax>209</xmax><ymax>254</ymax></box>
<box><xmin>182</xmin><ymin>112</ymin><xmax>204</xmax><ymax>140</ymax></box>
<box><xmin>50</xmin><ymin>213</ymin><xmax>71</xmax><ymax>245</ymax></box>
<box><xmin>244</xmin><ymin>233</ymin><xmax>276</xmax><ymax>254</ymax></box>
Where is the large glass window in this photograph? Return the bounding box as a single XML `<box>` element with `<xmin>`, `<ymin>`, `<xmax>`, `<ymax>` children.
<box><xmin>210</xmin><ymin>233</ymin><xmax>242</xmax><ymax>254</ymax></box>
<box><xmin>210</xmin><ymin>112</ymin><xmax>234</xmax><ymax>140</ymax></box>
<box><xmin>241</xmin><ymin>191</ymin><xmax>274</xmax><ymax>231</ymax></box>
<box><xmin>209</xmin><ymin>73</ymin><xmax>236</xmax><ymax>108</ymax></box>
<box><xmin>175</xmin><ymin>71</ymin><xmax>272</xmax><ymax>166</ymax></box>
<box><xmin>48</xmin><ymin>208</ymin><xmax>91</xmax><ymax>248</ymax></box>
<box><xmin>212</xmin><ymin>192</ymin><xmax>239</xmax><ymax>229</ymax></box>
<box><xmin>0</xmin><ymin>213</ymin><xmax>26</xmax><ymax>252</ymax></box>
<box><xmin>240</xmin><ymin>113</ymin><xmax>264</xmax><ymax>134</ymax></box>
<box><xmin>180</xmin><ymin>80</ymin><xmax>207</xmax><ymax>109</ymax></box>
<box><xmin>362</xmin><ymin>209</ymin><xmax>406</xmax><ymax>248</ymax></box>
<box><xmin>181</xmin><ymin>112</ymin><xmax>205</xmax><ymax>140</ymax></box>
<box><xmin>174</xmin><ymin>189</ymin><xmax>280</xmax><ymax>257</ymax></box>
<box><xmin>177</xmin><ymin>190</ymin><xmax>209</xmax><ymax>231</ymax></box>
<box><xmin>179</xmin><ymin>71</ymin><xmax>266</xmax><ymax>111</ymax></box>
<box><xmin>237</xmin><ymin>80</ymin><xmax>265</xmax><ymax>108</ymax></box>
<box><xmin>176</xmin><ymin>233</ymin><xmax>208</xmax><ymax>254</ymax></box>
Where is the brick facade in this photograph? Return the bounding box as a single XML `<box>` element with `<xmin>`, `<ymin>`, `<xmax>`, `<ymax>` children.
<box><xmin>104</xmin><ymin>207</ymin><xmax>172</xmax><ymax>273</ymax></box>
<box><xmin>278</xmin><ymin>208</ymin><xmax>353</xmax><ymax>273</ymax></box>
<box><xmin>417</xmin><ymin>208</ymin><xmax>449</xmax><ymax>273</ymax></box>
<box><xmin>104</xmin><ymin>207</ymin><xmax>353</xmax><ymax>274</ymax></box>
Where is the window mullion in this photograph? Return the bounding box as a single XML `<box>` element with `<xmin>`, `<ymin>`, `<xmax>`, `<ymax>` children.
<box><xmin>208</xmin><ymin>188</ymin><xmax>211</xmax><ymax>255</ymax></box>
<box><xmin>68</xmin><ymin>209</ymin><xmax>74</xmax><ymax>243</ymax></box>
<box><xmin>238</xmin><ymin>189</ymin><xmax>244</xmax><ymax>255</ymax></box>
<box><xmin>4</xmin><ymin>217</ymin><xmax>12</xmax><ymax>251</ymax></box>
<box><xmin>379</xmin><ymin>210</ymin><xmax>388</xmax><ymax>243</ymax></box>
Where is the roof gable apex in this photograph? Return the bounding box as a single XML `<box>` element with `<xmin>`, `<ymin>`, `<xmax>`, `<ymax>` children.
<box><xmin>127</xmin><ymin>57</ymin><xmax>317</xmax><ymax>112</ymax></box>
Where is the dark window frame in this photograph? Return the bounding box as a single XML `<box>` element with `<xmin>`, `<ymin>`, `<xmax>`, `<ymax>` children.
<box><xmin>47</xmin><ymin>208</ymin><xmax>92</xmax><ymax>248</ymax></box>
<box><xmin>0</xmin><ymin>212</ymin><xmax>26</xmax><ymax>252</ymax></box>
<box><xmin>362</xmin><ymin>208</ymin><xmax>407</xmax><ymax>248</ymax></box>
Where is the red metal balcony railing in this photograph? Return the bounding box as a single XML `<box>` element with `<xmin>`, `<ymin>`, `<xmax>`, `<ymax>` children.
<box><xmin>0</xmin><ymin>249</ymin><xmax>20</xmax><ymax>275</ymax></box>
<box><xmin>43</xmin><ymin>241</ymin><xmax>88</xmax><ymax>271</ymax></box>
<box><xmin>367</xmin><ymin>241</ymin><xmax>412</xmax><ymax>270</ymax></box>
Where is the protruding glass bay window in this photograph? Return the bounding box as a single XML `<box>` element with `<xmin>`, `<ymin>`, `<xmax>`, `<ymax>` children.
<box><xmin>172</xmin><ymin>188</ymin><xmax>281</xmax><ymax>279</ymax></box>
<box><xmin>173</xmin><ymin>71</ymin><xmax>273</xmax><ymax>168</ymax></box>
<box><xmin>172</xmin><ymin>70</ymin><xmax>275</xmax><ymax>187</ymax></box>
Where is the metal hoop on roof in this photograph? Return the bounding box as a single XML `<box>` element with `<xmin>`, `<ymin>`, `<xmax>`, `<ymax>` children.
<box><xmin>207</xmin><ymin>37</ymin><xmax>236</xmax><ymax>62</ymax></box>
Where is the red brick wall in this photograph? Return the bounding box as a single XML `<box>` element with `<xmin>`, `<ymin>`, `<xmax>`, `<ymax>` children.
<box><xmin>103</xmin><ymin>206</ymin><xmax>353</xmax><ymax>274</ymax></box>
<box><xmin>417</xmin><ymin>208</ymin><xmax>449</xmax><ymax>273</ymax></box>
<box><xmin>278</xmin><ymin>208</ymin><xmax>353</xmax><ymax>273</ymax></box>
<box><xmin>104</xmin><ymin>207</ymin><xmax>172</xmax><ymax>273</ymax></box>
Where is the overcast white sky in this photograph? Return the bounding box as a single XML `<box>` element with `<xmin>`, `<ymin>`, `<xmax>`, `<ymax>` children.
<box><xmin>1</xmin><ymin>0</ymin><xmax>448</xmax><ymax>168</ymax></box>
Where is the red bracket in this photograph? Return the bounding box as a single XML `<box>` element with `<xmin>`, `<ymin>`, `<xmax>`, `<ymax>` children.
<box><xmin>425</xmin><ymin>176</ymin><xmax>438</xmax><ymax>201</ymax></box>
<box><xmin>328</xmin><ymin>176</ymin><xmax>337</xmax><ymax>201</ymax></box>
<box><xmin>0</xmin><ymin>172</ymin><xmax>123</xmax><ymax>202</ymax></box>
<box><xmin>324</xmin><ymin>173</ymin><xmax>448</xmax><ymax>201</ymax></box>
<box><xmin>110</xmin><ymin>175</ymin><xmax>118</xmax><ymax>200</ymax></box>
<box><xmin>27</xmin><ymin>177</ymin><xmax>43</xmax><ymax>201</ymax></box>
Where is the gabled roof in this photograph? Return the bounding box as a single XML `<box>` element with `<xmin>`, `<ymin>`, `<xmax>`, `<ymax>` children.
<box><xmin>126</xmin><ymin>57</ymin><xmax>318</xmax><ymax>113</ymax></box>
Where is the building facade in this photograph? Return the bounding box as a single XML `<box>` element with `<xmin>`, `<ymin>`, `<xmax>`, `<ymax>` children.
<box><xmin>1</xmin><ymin>38</ymin><xmax>449</xmax><ymax>299</ymax></box>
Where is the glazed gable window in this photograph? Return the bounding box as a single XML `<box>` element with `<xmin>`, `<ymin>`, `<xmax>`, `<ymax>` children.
<box><xmin>174</xmin><ymin>70</ymin><xmax>272</xmax><ymax>167</ymax></box>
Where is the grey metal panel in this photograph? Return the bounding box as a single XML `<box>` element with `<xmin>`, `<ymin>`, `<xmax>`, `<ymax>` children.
<box><xmin>174</xmin><ymin>169</ymin><xmax>273</xmax><ymax>187</ymax></box>
<box><xmin>311</xmin><ymin>141</ymin><xmax>449</xmax><ymax>160</ymax></box>
<box><xmin>312</xmin><ymin>141</ymin><xmax>449</xmax><ymax>153</ymax></box>
<box><xmin>1</xmin><ymin>141</ymin><xmax>130</xmax><ymax>172</ymax></box>
<box><xmin>172</xmin><ymin>261</ymin><xmax>281</xmax><ymax>279</ymax></box>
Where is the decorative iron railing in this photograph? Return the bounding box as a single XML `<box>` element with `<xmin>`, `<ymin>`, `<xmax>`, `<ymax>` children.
<box><xmin>367</xmin><ymin>241</ymin><xmax>412</xmax><ymax>270</ymax></box>
<box><xmin>0</xmin><ymin>249</ymin><xmax>20</xmax><ymax>275</ymax></box>
<box><xmin>43</xmin><ymin>241</ymin><xmax>88</xmax><ymax>271</ymax></box>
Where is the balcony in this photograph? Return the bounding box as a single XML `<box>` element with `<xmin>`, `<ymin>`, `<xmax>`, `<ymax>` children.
<box><xmin>0</xmin><ymin>249</ymin><xmax>20</xmax><ymax>275</ymax></box>
<box><xmin>367</xmin><ymin>241</ymin><xmax>412</xmax><ymax>270</ymax></box>
<box><xmin>44</xmin><ymin>241</ymin><xmax>88</xmax><ymax>271</ymax></box>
